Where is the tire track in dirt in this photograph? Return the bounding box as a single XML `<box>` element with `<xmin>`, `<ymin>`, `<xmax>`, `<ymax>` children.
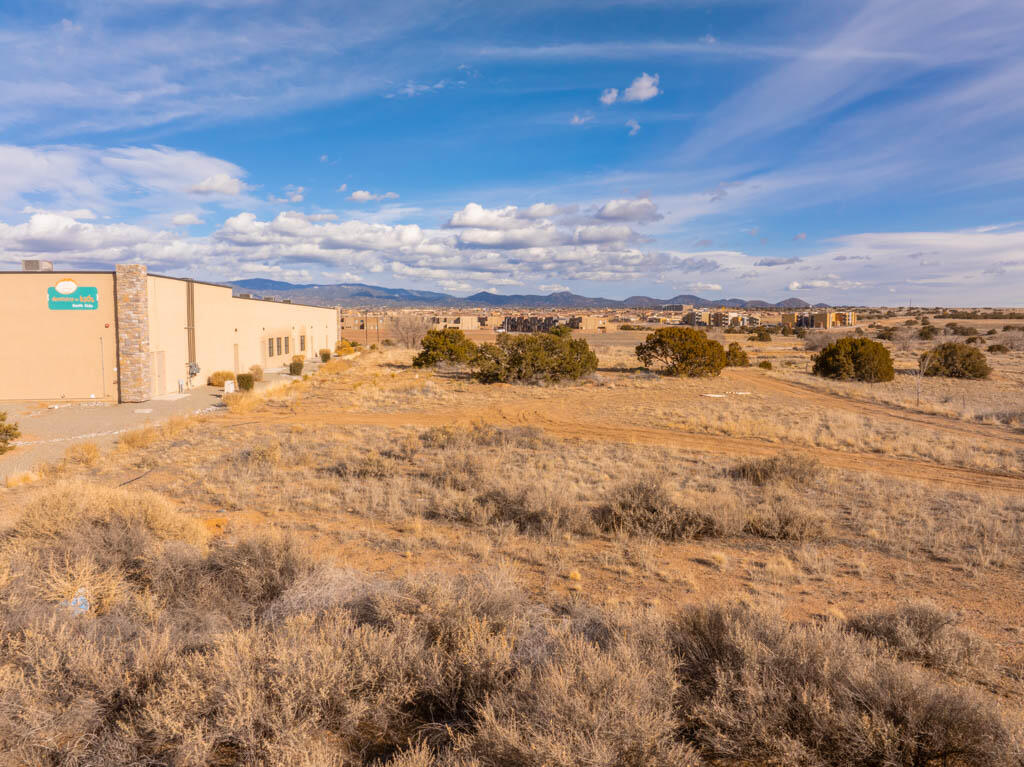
<box><xmin>223</xmin><ymin>404</ymin><xmax>1024</xmax><ymax>494</ymax></box>
<box><xmin>726</xmin><ymin>368</ymin><xmax>1024</xmax><ymax>447</ymax></box>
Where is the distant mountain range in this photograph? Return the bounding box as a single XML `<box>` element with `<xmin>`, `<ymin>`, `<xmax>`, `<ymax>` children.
<box><xmin>227</xmin><ymin>278</ymin><xmax>823</xmax><ymax>310</ymax></box>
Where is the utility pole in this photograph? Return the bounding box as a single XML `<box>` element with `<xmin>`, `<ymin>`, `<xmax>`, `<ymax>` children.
<box><xmin>363</xmin><ymin>310</ymin><xmax>368</xmax><ymax>346</ymax></box>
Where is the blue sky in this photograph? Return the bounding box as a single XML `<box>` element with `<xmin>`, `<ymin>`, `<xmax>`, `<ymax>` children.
<box><xmin>1</xmin><ymin>0</ymin><xmax>1023</xmax><ymax>305</ymax></box>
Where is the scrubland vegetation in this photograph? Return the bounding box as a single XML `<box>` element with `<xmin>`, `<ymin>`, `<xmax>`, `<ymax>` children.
<box><xmin>1</xmin><ymin>317</ymin><xmax>1023</xmax><ymax>765</ymax></box>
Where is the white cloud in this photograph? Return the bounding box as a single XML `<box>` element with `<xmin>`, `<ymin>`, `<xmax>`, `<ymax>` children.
<box><xmin>190</xmin><ymin>173</ymin><xmax>246</xmax><ymax>196</ymax></box>
<box><xmin>394</xmin><ymin>79</ymin><xmax>448</xmax><ymax>97</ymax></box>
<box><xmin>172</xmin><ymin>213</ymin><xmax>203</xmax><ymax>226</ymax></box>
<box><xmin>691</xmin><ymin>282</ymin><xmax>722</xmax><ymax>291</ymax></box>
<box><xmin>337</xmin><ymin>183</ymin><xmax>347</xmax><ymax>192</ymax></box>
<box><xmin>522</xmin><ymin>202</ymin><xmax>562</xmax><ymax>219</ymax></box>
<box><xmin>23</xmin><ymin>206</ymin><xmax>95</xmax><ymax>220</ymax></box>
<box><xmin>0</xmin><ymin>144</ymin><xmax>249</xmax><ymax>217</ymax></box>
<box><xmin>600</xmin><ymin>88</ymin><xmax>619</xmax><ymax>105</ymax></box>
<box><xmin>269</xmin><ymin>185</ymin><xmax>305</xmax><ymax>204</ymax></box>
<box><xmin>626</xmin><ymin>118</ymin><xmax>641</xmax><ymax>136</ymax></box>
<box><xmin>699</xmin><ymin>34</ymin><xmax>718</xmax><ymax>45</ymax></box>
<box><xmin>574</xmin><ymin>223</ymin><xmax>634</xmax><ymax>244</ymax></box>
<box><xmin>570</xmin><ymin>113</ymin><xmax>592</xmax><ymax>125</ymax></box>
<box><xmin>596</xmin><ymin>197</ymin><xmax>662</xmax><ymax>222</ymax></box>
<box><xmin>794</xmin><ymin>232</ymin><xmax>807</xmax><ymax>240</ymax></box>
<box><xmin>320</xmin><ymin>154</ymin><xmax>329</xmax><ymax>163</ymax></box>
<box><xmin>348</xmin><ymin>189</ymin><xmax>399</xmax><ymax>202</ymax></box>
<box><xmin>623</xmin><ymin>72</ymin><xmax>660</xmax><ymax>102</ymax></box>
<box><xmin>539</xmin><ymin>284</ymin><xmax>569</xmax><ymax>293</ymax></box>
<box><xmin>788</xmin><ymin>280</ymin><xmax>830</xmax><ymax>290</ymax></box>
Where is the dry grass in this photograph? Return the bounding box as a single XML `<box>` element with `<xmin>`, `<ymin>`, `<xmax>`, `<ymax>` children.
<box><xmin>2</xmin><ymin>338</ymin><xmax>1022</xmax><ymax>764</ymax></box>
<box><xmin>63</xmin><ymin>440</ymin><xmax>101</xmax><ymax>466</ymax></box>
<box><xmin>0</xmin><ymin>482</ymin><xmax>1020</xmax><ymax>766</ymax></box>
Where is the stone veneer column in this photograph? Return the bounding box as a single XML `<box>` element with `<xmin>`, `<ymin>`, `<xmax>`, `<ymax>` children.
<box><xmin>115</xmin><ymin>264</ymin><xmax>151</xmax><ymax>403</ymax></box>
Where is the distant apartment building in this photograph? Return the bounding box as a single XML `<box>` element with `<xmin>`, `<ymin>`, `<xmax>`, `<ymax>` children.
<box><xmin>567</xmin><ymin>315</ymin><xmax>606</xmax><ymax>331</ymax></box>
<box><xmin>502</xmin><ymin>315</ymin><xmax>560</xmax><ymax>332</ymax></box>
<box><xmin>430</xmin><ymin>315</ymin><xmax>480</xmax><ymax>330</ymax></box>
<box><xmin>684</xmin><ymin>309</ymin><xmax>711</xmax><ymax>326</ymax></box>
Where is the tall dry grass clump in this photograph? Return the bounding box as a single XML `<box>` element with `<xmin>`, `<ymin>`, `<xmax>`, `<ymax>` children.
<box><xmin>0</xmin><ymin>481</ymin><xmax>1020</xmax><ymax>766</ymax></box>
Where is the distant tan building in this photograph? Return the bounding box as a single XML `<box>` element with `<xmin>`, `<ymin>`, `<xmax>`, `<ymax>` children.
<box><xmin>0</xmin><ymin>262</ymin><xmax>337</xmax><ymax>402</ymax></box>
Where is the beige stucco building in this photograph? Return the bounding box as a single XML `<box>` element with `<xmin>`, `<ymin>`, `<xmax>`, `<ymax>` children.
<box><xmin>0</xmin><ymin>263</ymin><xmax>337</xmax><ymax>403</ymax></box>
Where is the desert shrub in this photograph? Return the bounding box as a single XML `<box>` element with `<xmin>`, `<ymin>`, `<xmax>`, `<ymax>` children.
<box><xmin>471</xmin><ymin>333</ymin><xmax>598</xmax><ymax>384</ymax></box>
<box><xmin>420</xmin><ymin>423</ymin><xmax>548</xmax><ymax>451</ymax></box>
<box><xmin>758</xmin><ymin>360</ymin><xmax>772</xmax><ymax>370</ymax></box>
<box><xmin>288</xmin><ymin>360</ymin><xmax>304</xmax><ymax>375</ymax></box>
<box><xmin>743</xmin><ymin>504</ymin><xmax>829</xmax><ymax>541</ymax></box>
<box><xmin>748</xmin><ymin>326</ymin><xmax>772</xmax><ymax>342</ymax></box>
<box><xmin>473</xmin><ymin>481</ymin><xmax>591</xmax><ymax>535</ymax></box>
<box><xmin>292</xmin><ymin>354</ymin><xmax>305</xmax><ymax>364</ymax></box>
<box><xmin>547</xmin><ymin>324</ymin><xmax>573</xmax><ymax>338</ymax></box>
<box><xmin>207</xmin><ymin>370</ymin><xmax>235</xmax><ymax>386</ymax></box>
<box><xmin>319</xmin><ymin>348</ymin><xmax>332</xmax><ymax>362</ymax></box>
<box><xmin>635</xmin><ymin>327</ymin><xmax>726</xmax><ymax>377</ymax></box>
<box><xmin>248</xmin><ymin>364</ymin><xmax>264</xmax><ymax>382</ymax></box>
<box><xmin>946</xmin><ymin>323</ymin><xmax>980</xmax><ymax>336</ymax></box>
<box><xmin>724</xmin><ymin>342</ymin><xmax>749</xmax><ymax>367</ymax></box>
<box><xmin>413</xmin><ymin>328</ymin><xmax>478</xmax><ymax>368</ymax></box>
<box><xmin>846</xmin><ymin>604</ymin><xmax>995</xmax><ymax>675</ymax></box>
<box><xmin>802</xmin><ymin>331</ymin><xmax>830</xmax><ymax>351</ymax></box>
<box><xmin>63</xmin><ymin>441</ymin><xmax>100</xmax><ymax>466</ymax></box>
<box><xmin>966</xmin><ymin>335</ymin><xmax>984</xmax><ymax>345</ymax></box>
<box><xmin>729</xmin><ymin>454</ymin><xmax>821</xmax><ymax>486</ymax></box>
<box><xmin>119</xmin><ymin>426</ymin><xmax>158</xmax><ymax>450</ymax></box>
<box><xmin>335</xmin><ymin>339</ymin><xmax>355</xmax><ymax>355</ymax></box>
<box><xmin>813</xmin><ymin>337</ymin><xmax>895</xmax><ymax>382</ymax></box>
<box><xmin>922</xmin><ymin>342</ymin><xmax>992</xmax><ymax>379</ymax></box>
<box><xmin>0</xmin><ymin>411</ymin><xmax>19</xmax><ymax>454</ymax></box>
<box><xmin>594</xmin><ymin>475</ymin><xmax>728</xmax><ymax>540</ymax></box>
<box><xmin>671</xmin><ymin>604</ymin><xmax>1020</xmax><ymax>767</ymax></box>
<box><xmin>0</xmin><ymin>484</ymin><xmax>1020</xmax><ymax>766</ymax></box>
<box><xmin>987</xmin><ymin>343</ymin><xmax>1009</xmax><ymax>353</ymax></box>
<box><xmin>918</xmin><ymin>325</ymin><xmax>940</xmax><ymax>340</ymax></box>
<box><xmin>236</xmin><ymin>373</ymin><xmax>255</xmax><ymax>391</ymax></box>
<box><xmin>876</xmin><ymin>326</ymin><xmax>897</xmax><ymax>340</ymax></box>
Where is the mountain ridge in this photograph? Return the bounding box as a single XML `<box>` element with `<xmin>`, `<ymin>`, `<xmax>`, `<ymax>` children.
<box><xmin>226</xmin><ymin>279</ymin><xmax>821</xmax><ymax>310</ymax></box>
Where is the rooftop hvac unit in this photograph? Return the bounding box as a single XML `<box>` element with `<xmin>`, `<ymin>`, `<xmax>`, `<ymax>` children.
<box><xmin>22</xmin><ymin>259</ymin><xmax>53</xmax><ymax>272</ymax></box>
<box><xmin>237</xmin><ymin>293</ymin><xmax>253</xmax><ymax>299</ymax></box>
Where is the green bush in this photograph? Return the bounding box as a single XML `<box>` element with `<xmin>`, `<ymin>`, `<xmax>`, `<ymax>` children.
<box><xmin>812</xmin><ymin>337</ymin><xmax>895</xmax><ymax>382</ymax></box>
<box><xmin>0</xmin><ymin>411</ymin><xmax>20</xmax><ymax>455</ymax></box>
<box><xmin>288</xmin><ymin>360</ymin><xmax>304</xmax><ymax>376</ymax></box>
<box><xmin>748</xmin><ymin>326</ymin><xmax>772</xmax><ymax>342</ymax></box>
<box><xmin>725</xmin><ymin>342</ymin><xmax>750</xmax><ymax>367</ymax></box>
<box><xmin>236</xmin><ymin>373</ymin><xmax>255</xmax><ymax>391</ymax></box>
<box><xmin>918</xmin><ymin>325</ymin><xmax>939</xmax><ymax>340</ymax></box>
<box><xmin>921</xmin><ymin>342</ymin><xmax>992</xmax><ymax>379</ymax></box>
<box><xmin>413</xmin><ymin>328</ymin><xmax>478</xmax><ymax>368</ymax></box>
<box><xmin>987</xmin><ymin>344</ymin><xmax>1009</xmax><ymax>354</ymax></box>
<box><xmin>547</xmin><ymin>324</ymin><xmax>573</xmax><ymax>338</ymax></box>
<box><xmin>248</xmin><ymin>364</ymin><xmax>264</xmax><ymax>382</ymax></box>
<box><xmin>207</xmin><ymin>370</ymin><xmax>235</xmax><ymax>386</ymax></box>
<box><xmin>319</xmin><ymin>348</ymin><xmax>331</xmax><ymax>362</ymax></box>
<box><xmin>635</xmin><ymin>327</ymin><xmax>726</xmax><ymax>377</ymax></box>
<box><xmin>757</xmin><ymin>360</ymin><xmax>772</xmax><ymax>370</ymax></box>
<box><xmin>470</xmin><ymin>333</ymin><xmax>598</xmax><ymax>384</ymax></box>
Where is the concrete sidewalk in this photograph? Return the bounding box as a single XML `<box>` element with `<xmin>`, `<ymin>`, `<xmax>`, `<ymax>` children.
<box><xmin>0</xmin><ymin>387</ymin><xmax>224</xmax><ymax>479</ymax></box>
<box><xmin>0</xmin><ymin>362</ymin><xmax>328</xmax><ymax>480</ymax></box>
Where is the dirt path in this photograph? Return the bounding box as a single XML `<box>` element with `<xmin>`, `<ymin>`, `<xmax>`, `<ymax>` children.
<box><xmin>730</xmin><ymin>368</ymin><xmax>1024</xmax><ymax>446</ymax></box>
<box><xmin>219</xmin><ymin>400</ymin><xmax>1024</xmax><ymax>493</ymax></box>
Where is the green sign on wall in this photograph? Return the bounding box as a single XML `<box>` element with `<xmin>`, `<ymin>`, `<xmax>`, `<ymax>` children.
<box><xmin>48</xmin><ymin>282</ymin><xmax>98</xmax><ymax>310</ymax></box>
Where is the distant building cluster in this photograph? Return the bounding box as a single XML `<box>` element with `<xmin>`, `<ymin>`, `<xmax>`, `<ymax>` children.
<box><xmin>333</xmin><ymin>306</ymin><xmax>858</xmax><ymax>342</ymax></box>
